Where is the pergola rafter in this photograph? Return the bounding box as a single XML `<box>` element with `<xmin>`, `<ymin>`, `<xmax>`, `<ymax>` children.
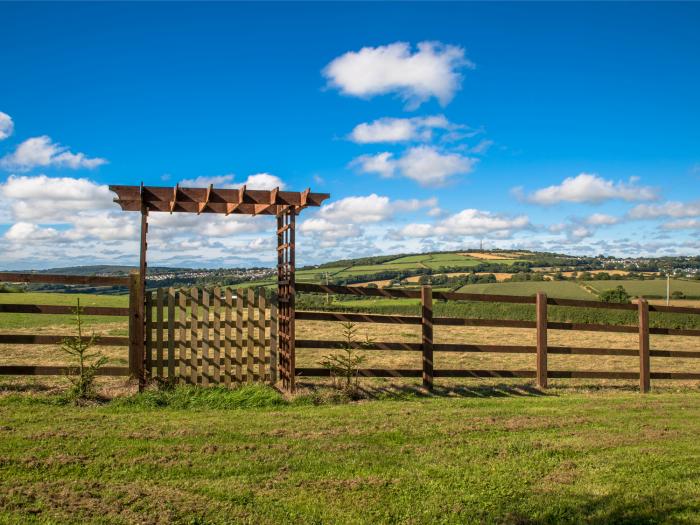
<box><xmin>109</xmin><ymin>184</ymin><xmax>330</xmax><ymax>392</ymax></box>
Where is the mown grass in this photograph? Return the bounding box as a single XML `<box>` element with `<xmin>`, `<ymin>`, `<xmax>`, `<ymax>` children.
<box><xmin>1</xmin><ymin>387</ymin><xmax>700</xmax><ymax>524</ymax></box>
<box><xmin>585</xmin><ymin>278</ymin><xmax>700</xmax><ymax>298</ymax></box>
<box><xmin>456</xmin><ymin>280</ymin><xmax>595</xmax><ymax>299</ymax></box>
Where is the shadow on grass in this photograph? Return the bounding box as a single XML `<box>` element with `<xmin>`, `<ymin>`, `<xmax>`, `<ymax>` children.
<box><xmin>506</xmin><ymin>491</ymin><xmax>700</xmax><ymax>525</ymax></box>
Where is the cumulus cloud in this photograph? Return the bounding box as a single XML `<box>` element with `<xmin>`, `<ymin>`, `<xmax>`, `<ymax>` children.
<box><xmin>5</xmin><ymin>222</ymin><xmax>59</xmax><ymax>241</ymax></box>
<box><xmin>585</xmin><ymin>213</ymin><xmax>620</xmax><ymax>226</ymax></box>
<box><xmin>661</xmin><ymin>219</ymin><xmax>700</xmax><ymax>230</ymax></box>
<box><xmin>395</xmin><ymin>209</ymin><xmax>530</xmax><ymax>240</ymax></box>
<box><xmin>316</xmin><ymin>194</ymin><xmax>435</xmax><ymax>224</ymax></box>
<box><xmin>515</xmin><ymin>173</ymin><xmax>658</xmax><ymax>205</ymax></box>
<box><xmin>323</xmin><ymin>41</ymin><xmax>473</xmax><ymax>109</ymax></box>
<box><xmin>349</xmin><ymin>115</ymin><xmax>461</xmax><ymax>144</ymax></box>
<box><xmin>627</xmin><ymin>200</ymin><xmax>700</xmax><ymax>220</ymax></box>
<box><xmin>0</xmin><ymin>112</ymin><xmax>13</xmax><ymax>140</ymax></box>
<box><xmin>0</xmin><ymin>174</ymin><xmax>114</xmax><ymax>222</ymax></box>
<box><xmin>179</xmin><ymin>173</ymin><xmax>285</xmax><ymax>190</ymax></box>
<box><xmin>353</xmin><ymin>145</ymin><xmax>476</xmax><ymax>186</ymax></box>
<box><xmin>0</xmin><ymin>136</ymin><xmax>107</xmax><ymax>171</ymax></box>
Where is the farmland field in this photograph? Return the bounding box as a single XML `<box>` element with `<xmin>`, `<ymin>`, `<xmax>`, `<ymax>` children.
<box><xmin>585</xmin><ymin>278</ymin><xmax>700</xmax><ymax>298</ymax></box>
<box><xmin>1</xmin><ymin>390</ymin><xmax>700</xmax><ymax>524</ymax></box>
<box><xmin>456</xmin><ymin>280</ymin><xmax>595</xmax><ymax>300</ymax></box>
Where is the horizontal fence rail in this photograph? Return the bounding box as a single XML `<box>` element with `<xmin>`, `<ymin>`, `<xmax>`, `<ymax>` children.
<box><xmin>0</xmin><ymin>272</ymin><xmax>136</xmax><ymax>379</ymax></box>
<box><xmin>295</xmin><ymin>283</ymin><xmax>700</xmax><ymax>392</ymax></box>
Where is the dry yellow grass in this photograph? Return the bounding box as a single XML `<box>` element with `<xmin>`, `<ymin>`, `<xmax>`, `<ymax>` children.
<box><xmin>462</xmin><ymin>252</ymin><xmax>518</xmax><ymax>260</ymax></box>
<box><xmin>3</xmin><ymin>313</ymin><xmax>700</xmax><ymax>395</ymax></box>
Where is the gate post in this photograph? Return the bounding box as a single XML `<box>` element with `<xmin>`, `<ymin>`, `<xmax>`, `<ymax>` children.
<box><xmin>536</xmin><ymin>292</ymin><xmax>548</xmax><ymax>389</ymax></box>
<box><xmin>277</xmin><ymin>209</ymin><xmax>296</xmax><ymax>392</ymax></box>
<box><xmin>638</xmin><ymin>298</ymin><xmax>650</xmax><ymax>393</ymax></box>
<box><xmin>421</xmin><ymin>285</ymin><xmax>434</xmax><ymax>391</ymax></box>
<box><xmin>128</xmin><ymin>271</ymin><xmax>145</xmax><ymax>390</ymax></box>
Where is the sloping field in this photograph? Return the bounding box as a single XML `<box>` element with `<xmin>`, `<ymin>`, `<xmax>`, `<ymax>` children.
<box><xmin>1</xmin><ymin>392</ymin><xmax>700</xmax><ymax>524</ymax></box>
<box><xmin>456</xmin><ymin>281</ymin><xmax>595</xmax><ymax>300</ymax></box>
<box><xmin>585</xmin><ymin>279</ymin><xmax>700</xmax><ymax>298</ymax></box>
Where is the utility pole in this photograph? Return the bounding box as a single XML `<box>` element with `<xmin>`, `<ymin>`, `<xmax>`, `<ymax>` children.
<box><xmin>666</xmin><ymin>271</ymin><xmax>671</xmax><ymax>306</ymax></box>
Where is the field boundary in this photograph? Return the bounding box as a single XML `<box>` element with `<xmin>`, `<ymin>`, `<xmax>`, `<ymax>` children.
<box><xmin>295</xmin><ymin>282</ymin><xmax>700</xmax><ymax>392</ymax></box>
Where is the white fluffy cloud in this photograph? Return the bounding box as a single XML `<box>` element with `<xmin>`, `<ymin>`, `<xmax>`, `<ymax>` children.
<box><xmin>515</xmin><ymin>173</ymin><xmax>658</xmax><ymax>205</ymax></box>
<box><xmin>0</xmin><ymin>174</ymin><xmax>114</xmax><ymax>222</ymax></box>
<box><xmin>349</xmin><ymin>115</ymin><xmax>459</xmax><ymax>144</ymax></box>
<box><xmin>396</xmin><ymin>209</ymin><xmax>530</xmax><ymax>240</ymax></box>
<box><xmin>323</xmin><ymin>41</ymin><xmax>472</xmax><ymax>109</ymax></box>
<box><xmin>316</xmin><ymin>193</ymin><xmax>436</xmax><ymax>224</ymax></box>
<box><xmin>179</xmin><ymin>172</ymin><xmax>285</xmax><ymax>190</ymax></box>
<box><xmin>585</xmin><ymin>213</ymin><xmax>620</xmax><ymax>226</ymax></box>
<box><xmin>0</xmin><ymin>136</ymin><xmax>107</xmax><ymax>171</ymax></box>
<box><xmin>0</xmin><ymin>112</ymin><xmax>13</xmax><ymax>140</ymax></box>
<box><xmin>627</xmin><ymin>200</ymin><xmax>700</xmax><ymax>220</ymax></box>
<box><xmin>353</xmin><ymin>145</ymin><xmax>476</xmax><ymax>185</ymax></box>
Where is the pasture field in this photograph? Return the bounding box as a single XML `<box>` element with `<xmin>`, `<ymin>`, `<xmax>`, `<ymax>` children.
<box><xmin>585</xmin><ymin>278</ymin><xmax>700</xmax><ymax>298</ymax></box>
<box><xmin>1</xmin><ymin>390</ymin><xmax>700</xmax><ymax>524</ymax></box>
<box><xmin>456</xmin><ymin>280</ymin><xmax>596</xmax><ymax>300</ymax></box>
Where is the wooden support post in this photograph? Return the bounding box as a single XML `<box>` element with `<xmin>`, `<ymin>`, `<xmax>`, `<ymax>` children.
<box><xmin>138</xmin><ymin>203</ymin><xmax>149</xmax><ymax>390</ymax></box>
<box><xmin>638</xmin><ymin>298</ymin><xmax>650</xmax><ymax>393</ymax></box>
<box><xmin>421</xmin><ymin>285</ymin><xmax>433</xmax><ymax>391</ymax></box>
<box><xmin>536</xmin><ymin>292</ymin><xmax>548</xmax><ymax>389</ymax></box>
<box><xmin>128</xmin><ymin>271</ymin><xmax>145</xmax><ymax>387</ymax></box>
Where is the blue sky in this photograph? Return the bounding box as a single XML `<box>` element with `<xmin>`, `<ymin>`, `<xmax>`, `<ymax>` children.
<box><xmin>1</xmin><ymin>2</ymin><xmax>699</xmax><ymax>269</ymax></box>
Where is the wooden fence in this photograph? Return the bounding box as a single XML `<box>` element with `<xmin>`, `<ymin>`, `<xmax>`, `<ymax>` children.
<box><xmin>145</xmin><ymin>286</ymin><xmax>277</xmax><ymax>385</ymax></box>
<box><xmin>294</xmin><ymin>282</ymin><xmax>700</xmax><ymax>392</ymax></box>
<box><xmin>0</xmin><ymin>272</ymin><xmax>135</xmax><ymax>378</ymax></box>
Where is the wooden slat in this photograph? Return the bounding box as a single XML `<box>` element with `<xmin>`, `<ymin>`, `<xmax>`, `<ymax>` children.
<box><xmin>548</xmin><ymin>370</ymin><xmax>639</xmax><ymax>379</ymax></box>
<box><xmin>548</xmin><ymin>346</ymin><xmax>638</xmax><ymax>357</ymax></box>
<box><xmin>296</xmin><ymin>311</ymin><xmax>420</xmax><ymax>324</ymax></box>
<box><xmin>189</xmin><ymin>287</ymin><xmax>198</xmax><ymax>385</ymax></box>
<box><xmin>156</xmin><ymin>288</ymin><xmax>164</xmax><ymax>379</ymax></box>
<box><xmin>257</xmin><ymin>290</ymin><xmax>266</xmax><ymax>381</ymax></box>
<box><xmin>178</xmin><ymin>288</ymin><xmax>187</xmax><ymax>382</ymax></box>
<box><xmin>224</xmin><ymin>288</ymin><xmax>233</xmax><ymax>386</ymax></box>
<box><xmin>296</xmin><ymin>339</ymin><xmax>421</xmax><ymax>351</ymax></box>
<box><xmin>639</xmin><ymin>299</ymin><xmax>650</xmax><ymax>393</ymax></box>
<box><xmin>434</xmin><ymin>318</ymin><xmax>536</xmax><ymax>329</ymax></box>
<box><xmin>295</xmin><ymin>368</ymin><xmax>537</xmax><ymax>378</ymax></box>
<box><xmin>145</xmin><ymin>291</ymin><xmax>153</xmax><ymax>376</ymax></box>
<box><xmin>0</xmin><ymin>304</ymin><xmax>129</xmax><ymax>316</ymax></box>
<box><xmin>650</xmin><ymin>372</ymin><xmax>700</xmax><ymax>380</ymax></box>
<box><xmin>270</xmin><ymin>303</ymin><xmax>278</xmax><ymax>383</ymax></box>
<box><xmin>212</xmin><ymin>287</ymin><xmax>221</xmax><ymax>385</ymax></box>
<box><xmin>546</xmin><ymin>297</ymin><xmax>637</xmax><ymax>310</ymax></box>
<box><xmin>146</xmin><ymin>356</ymin><xmax>272</xmax><ymax>368</ymax></box>
<box><xmin>0</xmin><ymin>365</ymin><xmax>129</xmax><ymax>376</ymax></box>
<box><xmin>649</xmin><ymin>349</ymin><xmax>700</xmax><ymax>358</ymax></box>
<box><xmin>236</xmin><ymin>288</ymin><xmax>244</xmax><ymax>383</ymax></box>
<box><xmin>0</xmin><ymin>272</ymin><xmax>129</xmax><ymax>286</ymax></box>
<box><xmin>421</xmin><ymin>285</ymin><xmax>433</xmax><ymax>390</ymax></box>
<box><xmin>0</xmin><ymin>334</ymin><xmax>129</xmax><ymax>346</ymax></box>
<box><xmin>247</xmin><ymin>288</ymin><xmax>255</xmax><ymax>382</ymax></box>
<box><xmin>536</xmin><ymin>292</ymin><xmax>547</xmax><ymax>389</ymax></box>
<box><xmin>547</xmin><ymin>321</ymin><xmax>638</xmax><ymax>334</ymax></box>
<box><xmin>167</xmin><ymin>287</ymin><xmax>175</xmax><ymax>379</ymax></box>
<box><xmin>434</xmin><ymin>344</ymin><xmax>535</xmax><ymax>354</ymax></box>
<box><xmin>201</xmin><ymin>288</ymin><xmax>210</xmax><ymax>386</ymax></box>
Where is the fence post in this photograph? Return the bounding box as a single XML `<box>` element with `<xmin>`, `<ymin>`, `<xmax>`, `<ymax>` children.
<box><xmin>638</xmin><ymin>298</ymin><xmax>650</xmax><ymax>393</ymax></box>
<box><xmin>421</xmin><ymin>285</ymin><xmax>434</xmax><ymax>391</ymax></box>
<box><xmin>128</xmin><ymin>271</ymin><xmax>145</xmax><ymax>390</ymax></box>
<box><xmin>536</xmin><ymin>292</ymin><xmax>548</xmax><ymax>389</ymax></box>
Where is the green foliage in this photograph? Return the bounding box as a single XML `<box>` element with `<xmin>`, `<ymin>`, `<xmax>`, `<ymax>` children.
<box><xmin>598</xmin><ymin>285</ymin><xmax>631</xmax><ymax>304</ymax></box>
<box><xmin>320</xmin><ymin>322</ymin><xmax>368</xmax><ymax>396</ymax></box>
<box><xmin>672</xmin><ymin>290</ymin><xmax>686</xmax><ymax>299</ymax></box>
<box><xmin>59</xmin><ymin>299</ymin><xmax>107</xmax><ymax>402</ymax></box>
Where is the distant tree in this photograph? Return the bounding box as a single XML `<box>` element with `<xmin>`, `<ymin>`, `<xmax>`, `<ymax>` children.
<box><xmin>599</xmin><ymin>285</ymin><xmax>631</xmax><ymax>304</ymax></box>
<box><xmin>671</xmin><ymin>290</ymin><xmax>686</xmax><ymax>300</ymax></box>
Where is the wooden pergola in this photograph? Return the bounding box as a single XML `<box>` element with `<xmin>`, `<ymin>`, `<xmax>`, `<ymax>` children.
<box><xmin>109</xmin><ymin>184</ymin><xmax>330</xmax><ymax>391</ymax></box>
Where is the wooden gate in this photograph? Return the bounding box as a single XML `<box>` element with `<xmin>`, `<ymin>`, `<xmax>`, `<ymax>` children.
<box><xmin>145</xmin><ymin>287</ymin><xmax>277</xmax><ymax>385</ymax></box>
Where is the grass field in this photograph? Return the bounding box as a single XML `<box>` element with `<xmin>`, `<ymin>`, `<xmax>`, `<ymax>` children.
<box><xmin>1</xmin><ymin>389</ymin><xmax>700</xmax><ymax>524</ymax></box>
<box><xmin>585</xmin><ymin>279</ymin><xmax>700</xmax><ymax>298</ymax></box>
<box><xmin>456</xmin><ymin>281</ymin><xmax>596</xmax><ymax>300</ymax></box>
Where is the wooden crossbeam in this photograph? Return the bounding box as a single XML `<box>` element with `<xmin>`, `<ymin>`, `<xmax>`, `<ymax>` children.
<box><xmin>169</xmin><ymin>184</ymin><xmax>179</xmax><ymax>214</ymax></box>
<box><xmin>198</xmin><ymin>184</ymin><xmax>213</xmax><ymax>215</ymax></box>
<box><xmin>225</xmin><ymin>185</ymin><xmax>245</xmax><ymax>216</ymax></box>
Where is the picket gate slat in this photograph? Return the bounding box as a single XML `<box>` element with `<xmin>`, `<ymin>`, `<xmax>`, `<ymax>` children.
<box><xmin>147</xmin><ymin>286</ymin><xmax>274</xmax><ymax>387</ymax></box>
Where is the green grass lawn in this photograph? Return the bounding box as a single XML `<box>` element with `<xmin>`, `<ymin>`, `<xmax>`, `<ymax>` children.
<box><xmin>456</xmin><ymin>280</ymin><xmax>596</xmax><ymax>300</ymax></box>
<box><xmin>585</xmin><ymin>279</ymin><xmax>700</xmax><ymax>298</ymax></box>
<box><xmin>0</xmin><ymin>292</ymin><xmax>129</xmax><ymax>330</ymax></box>
<box><xmin>1</xmin><ymin>388</ymin><xmax>699</xmax><ymax>524</ymax></box>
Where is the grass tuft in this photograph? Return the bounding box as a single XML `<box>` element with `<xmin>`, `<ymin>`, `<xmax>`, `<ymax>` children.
<box><xmin>109</xmin><ymin>384</ymin><xmax>287</xmax><ymax>410</ymax></box>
